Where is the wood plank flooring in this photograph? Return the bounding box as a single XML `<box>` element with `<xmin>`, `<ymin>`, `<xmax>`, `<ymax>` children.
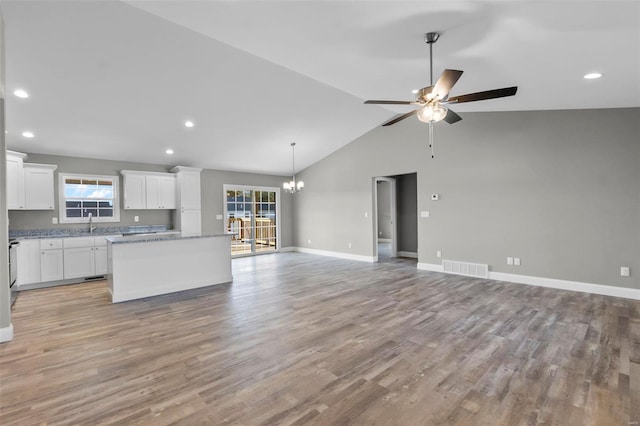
<box><xmin>1</xmin><ymin>252</ymin><xmax>639</xmax><ymax>425</ymax></box>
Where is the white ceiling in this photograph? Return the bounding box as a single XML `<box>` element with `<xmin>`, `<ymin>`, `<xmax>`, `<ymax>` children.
<box><xmin>3</xmin><ymin>1</ymin><xmax>639</xmax><ymax>175</ymax></box>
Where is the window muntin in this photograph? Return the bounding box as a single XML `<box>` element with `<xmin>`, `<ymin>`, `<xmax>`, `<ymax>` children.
<box><xmin>59</xmin><ymin>174</ymin><xmax>120</xmax><ymax>223</ymax></box>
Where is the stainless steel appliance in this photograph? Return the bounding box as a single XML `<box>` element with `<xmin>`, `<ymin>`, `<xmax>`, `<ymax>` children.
<box><xmin>9</xmin><ymin>240</ymin><xmax>19</xmax><ymax>306</ymax></box>
<box><xmin>9</xmin><ymin>240</ymin><xmax>19</xmax><ymax>288</ymax></box>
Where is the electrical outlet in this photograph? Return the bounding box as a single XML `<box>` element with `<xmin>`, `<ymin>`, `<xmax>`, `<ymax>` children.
<box><xmin>216</xmin><ymin>214</ymin><xmax>223</xmax><ymax>220</ymax></box>
<box><xmin>364</xmin><ymin>211</ymin><xmax>368</xmax><ymax>218</ymax></box>
<box><xmin>308</xmin><ymin>239</ymin><xmax>311</xmax><ymax>245</ymax></box>
<box><xmin>52</xmin><ymin>217</ymin><xmax>58</xmax><ymax>224</ymax></box>
<box><xmin>507</xmin><ymin>257</ymin><xmax>514</xmax><ymax>265</ymax></box>
<box><xmin>134</xmin><ymin>216</ymin><xmax>139</xmax><ymax>222</ymax></box>
<box><xmin>514</xmin><ymin>257</ymin><xmax>521</xmax><ymax>266</ymax></box>
<box><xmin>436</xmin><ymin>250</ymin><xmax>442</xmax><ymax>258</ymax></box>
<box><xmin>348</xmin><ymin>242</ymin><xmax>352</xmax><ymax>249</ymax></box>
<box><xmin>421</xmin><ymin>211</ymin><xmax>430</xmax><ymax>218</ymax></box>
<box><xmin>621</xmin><ymin>266</ymin><xmax>630</xmax><ymax>277</ymax></box>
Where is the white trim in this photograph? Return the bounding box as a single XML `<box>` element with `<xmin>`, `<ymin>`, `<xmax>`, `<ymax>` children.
<box><xmin>397</xmin><ymin>251</ymin><xmax>418</xmax><ymax>259</ymax></box>
<box><xmin>378</xmin><ymin>238</ymin><xmax>391</xmax><ymax>243</ymax></box>
<box><xmin>417</xmin><ymin>262</ymin><xmax>640</xmax><ymax>301</ymax></box>
<box><xmin>58</xmin><ymin>173</ymin><xmax>120</xmax><ymax>223</ymax></box>
<box><xmin>278</xmin><ymin>246</ymin><xmax>295</xmax><ymax>253</ymax></box>
<box><xmin>489</xmin><ymin>271</ymin><xmax>640</xmax><ymax>301</ymax></box>
<box><xmin>417</xmin><ymin>262</ymin><xmax>443</xmax><ymax>272</ymax></box>
<box><xmin>294</xmin><ymin>247</ymin><xmax>375</xmax><ymax>262</ymax></box>
<box><xmin>0</xmin><ymin>323</ymin><xmax>14</xmax><ymax>343</ymax></box>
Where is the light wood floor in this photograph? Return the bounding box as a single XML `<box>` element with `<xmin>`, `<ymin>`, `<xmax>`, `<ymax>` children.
<box><xmin>1</xmin><ymin>252</ymin><xmax>639</xmax><ymax>425</ymax></box>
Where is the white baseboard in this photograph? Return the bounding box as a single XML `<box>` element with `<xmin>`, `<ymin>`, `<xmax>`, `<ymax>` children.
<box><xmin>294</xmin><ymin>247</ymin><xmax>376</xmax><ymax>263</ymax></box>
<box><xmin>417</xmin><ymin>262</ymin><xmax>443</xmax><ymax>272</ymax></box>
<box><xmin>378</xmin><ymin>238</ymin><xmax>391</xmax><ymax>243</ymax></box>
<box><xmin>489</xmin><ymin>271</ymin><xmax>640</xmax><ymax>301</ymax></box>
<box><xmin>417</xmin><ymin>262</ymin><xmax>640</xmax><ymax>301</ymax></box>
<box><xmin>397</xmin><ymin>251</ymin><xmax>418</xmax><ymax>259</ymax></box>
<box><xmin>278</xmin><ymin>246</ymin><xmax>295</xmax><ymax>253</ymax></box>
<box><xmin>0</xmin><ymin>323</ymin><xmax>14</xmax><ymax>343</ymax></box>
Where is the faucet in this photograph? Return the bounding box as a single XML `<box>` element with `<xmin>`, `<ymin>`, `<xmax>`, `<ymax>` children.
<box><xmin>88</xmin><ymin>212</ymin><xmax>97</xmax><ymax>234</ymax></box>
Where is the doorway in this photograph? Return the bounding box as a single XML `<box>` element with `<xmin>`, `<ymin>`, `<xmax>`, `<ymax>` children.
<box><xmin>373</xmin><ymin>173</ymin><xmax>418</xmax><ymax>263</ymax></box>
<box><xmin>374</xmin><ymin>177</ymin><xmax>397</xmax><ymax>261</ymax></box>
<box><xmin>224</xmin><ymin>185</ymin><xmax>280</xmax><ymax>256</ymax></box>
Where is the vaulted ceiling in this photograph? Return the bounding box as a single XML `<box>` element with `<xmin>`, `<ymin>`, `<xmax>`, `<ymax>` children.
<box><xmin>3</xmin><ymin>1</ymin><xmax>639</xmax><ymax>175</ymax></box>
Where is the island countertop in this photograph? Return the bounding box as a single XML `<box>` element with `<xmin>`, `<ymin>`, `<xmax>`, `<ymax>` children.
<box><xmin>105</xmin><ymin>233</ymin><xmax>232</xmax><ymax>245</ymax></box>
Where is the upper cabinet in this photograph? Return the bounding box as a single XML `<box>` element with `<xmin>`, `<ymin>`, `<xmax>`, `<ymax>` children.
<box><xmin>7</xmin><ymin>151</ymin><xmax>57</xmax><ymax>210</ymax></box>
<box><xmin>121</xmin><ymin>170</ymin><xmax>176</xmax><ymax>210</ymax></box>
<box><xmin>24</xmin><ymin>164</ymin><xmax>57</xmax><ymax>210</ymax></box>
<box><xmin>6</xmin><ymin>151</ymin><xmax>26</xmax><ymax>210</ymax></box>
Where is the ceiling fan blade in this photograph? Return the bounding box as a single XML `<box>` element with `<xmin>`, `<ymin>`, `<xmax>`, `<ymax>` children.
<box><xmin>433</xmin><ymin>69</ymin><xmax>463</xmax><ymax>99</ymax></box>
<box><xmin>382</xmin><ymin>109</ymin><xmax>418</xmax><ymax>126</ymax></box>
<box><xmin>448</xmin><ymin>86</ymin><xmax>518</xmax><ymax>104</ymax></box>
<box><xmin>444</xmin><ymin>109</ymin><xmax>462</xmax><ymax>124</ymax></box>
<box><xmin>364</xmin><ymin>100</ymin><xmax>416</xmax><ymax>105</ymax></box>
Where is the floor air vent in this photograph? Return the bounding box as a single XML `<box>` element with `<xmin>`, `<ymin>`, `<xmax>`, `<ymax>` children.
<box><xmin>442</xmin><ymin>260</ymin><xmax>489</xmax><ymax>279</ymax></box>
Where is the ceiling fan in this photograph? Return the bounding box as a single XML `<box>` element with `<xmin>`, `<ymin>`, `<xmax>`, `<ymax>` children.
<box><xmin>364</xmin><ymin>32</ymin><xmax>517</xmax><ymax>156</ymax></box>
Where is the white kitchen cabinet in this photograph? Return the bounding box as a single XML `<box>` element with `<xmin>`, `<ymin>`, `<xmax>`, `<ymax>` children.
<box><xmin>122</xmin><ymin>172</ymin><xmax>146</xmax><ymax>210</ymax></box>
<box><xmin>94</xmin><ymin>246</ymin><xmax>108</xmax><ymax>275</ymax></box>
<box><xmin>16</xmin><ymin>239</ymin><xmax>41</xmax><ymax>286</ymax></box>
<box><xmin>146</xmin><ymin>174</ymin><xmax>176</xmax><ymax>209</ymax></box>
<box><xmin>171</xmin><ymin>166</ymin><xmax>202</xmax><ymax>235</ymax></box>
<box><xmin>40</xmin><ymin>238</ymin><xmax>64</xmax><ymax>282</ymax></box>
<box><xmin>6</xmin><ymin>151</ymin><xmax>27</xmax><ymax>210</ymax></box>
<box><xmin>24</xmin><ymin>163</ymin><xmax>57</xmax><ymax>210</ymax></box>
<box><xmin>64</xmin><ymin>247</ymin><xmax>96</xmax><ymax>279</ymax></box>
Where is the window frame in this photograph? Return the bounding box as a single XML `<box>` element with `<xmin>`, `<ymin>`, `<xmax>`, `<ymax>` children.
<box><xmin>58</xmin><ymin>173</ymin><xmax>121</xmax><ymax>224</ymax></box>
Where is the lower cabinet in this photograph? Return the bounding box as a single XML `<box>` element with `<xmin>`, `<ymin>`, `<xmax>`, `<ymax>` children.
<box><xmin>40</xmin><ymin>238</ymin><xmax>64</xmax><ymax>282</ymax></box>
<box><xmin>63</xmin><ymin>247</ymin><xmax>96</xmax><ymax>279</ymax></box>
<box><xmin>41</xmin><ymin>249</ymin><xmax>64</xmax><ymax>282</ymax></box>
<box><xmin>16</xmin><ymin>235</ymin><xmax>116</xmax><ymax>287</ymax></box>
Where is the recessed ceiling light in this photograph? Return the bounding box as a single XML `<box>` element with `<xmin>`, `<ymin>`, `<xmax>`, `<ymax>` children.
<box><xmin>14</xmin><ymin>89</ymin><xmax>29</xmax><ymax>98</ymax></box>
<box><xmin>22</xmin><ymin>131</ymin><xmax>35</xmax><ymax>138</ymax></box>
<box><xmin>184</xmin><ymin>120</ymin><xmax>194</xmax><ymax>128</ymax></box>
<box><xmin>584</xmin><ymin>72</ymin><xmax>602</xmax><ymax>79</ymax></box>
<box><xmin>411</xmin><ymin>89</ymin><xmax>419</xmax><ymax>94</ymax></box>
<box><xmin>165</xmin><ymin>149</ymin><xmax>174</xmax><ymax>155</ymax></box>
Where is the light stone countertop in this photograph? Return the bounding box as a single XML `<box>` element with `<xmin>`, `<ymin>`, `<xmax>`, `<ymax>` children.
<box><xmin>105</xmin><ymin>233</ymin><xmax>232</xmax><ymax>245</ymax></box>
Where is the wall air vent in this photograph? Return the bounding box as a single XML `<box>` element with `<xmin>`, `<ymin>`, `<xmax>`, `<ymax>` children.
<box><xmin>442</xmin><ymin>260</ymin><xmax>489</xmax><ymax>279</ymax></box>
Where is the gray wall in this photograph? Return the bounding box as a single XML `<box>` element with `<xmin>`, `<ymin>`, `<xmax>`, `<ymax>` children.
<box><xmin>376</xmin><ymin>180</ymin><xmax>391</xmax><ymax>239</ymax></box>
<box><xmin>396</xmin><ymin>173</ymin><xmax>417</xmax><ymax>253</ymax></box>
<box><xmin>0</xmin><ymin>10</ymin><xmax>9</xmax><ymax>333</ymax></box>
<box><xmin>8</xmin><ymin>154</ymin><xmax>293</xmax><ymax>248</ymax></box>
<box><xmin>294</xmin><ymin>108</ymin><xmax>640</xmax><ymax>289</ymax></box>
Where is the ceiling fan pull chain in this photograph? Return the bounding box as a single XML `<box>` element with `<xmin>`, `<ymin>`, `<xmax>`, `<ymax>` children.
<box><xmin>429</xmin><ymin>122</ymin><xmax>435</xmax><ymax>158</ymax></box>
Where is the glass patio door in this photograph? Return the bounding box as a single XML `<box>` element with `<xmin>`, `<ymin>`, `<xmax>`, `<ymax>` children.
<box><xmin>225</xmin><ymin>185</ymin><xmax>279</xmax><ymax>256</ymax></box>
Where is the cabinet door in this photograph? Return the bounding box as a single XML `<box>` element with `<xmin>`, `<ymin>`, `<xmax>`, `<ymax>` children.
<box><xmin>24</xmin><ymin>165</ymin><xmax>56</xmax><ymax>210</ymax></box>
<box><xmin>94</xmin><ymin>246</ymin><xmax>108</xmax><ymax>275</ymax></box>
<box><xmin>41</xmin><ymin>250</ymin><xmax>64</xmax><ymax>282</ymax></box>
<box><xmin>123</xmin><ymin>174</ymin><xmax>146</xmax><ymax>209</ymax></box>
<box><xmin>180</xmin><ymin>209</ymin><xmax>202</xmax><ymax>236</ymax></box>
<box><xmin>7</xmin><ymin>156</ymin><xmax>25</xmax><ymax>210</ymax></box>
<box><xmin>180</xmin><ymin>172</ymin><xmax>201</xmax><ymax>210</ymax></box>
<box><xmin>63</xmin><ymin>247</ymin><xmax>96</xmax><ymax>279</ymax></box>
<box><xmin>160</xmin><ymin>176</ymin><xmax>176</xmax><ymax>209</ymax></box>
<box><xmin>145</xmin><ymin>175</ymin><xmax>161</xmax><ymax>209</ymax></box>
<box><xmin>17</xmin><ymin>240</ymin><xmax>41</xmax><ymax>285</ymax></box>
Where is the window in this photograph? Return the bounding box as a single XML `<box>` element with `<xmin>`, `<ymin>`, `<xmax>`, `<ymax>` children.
<box><xmin>59</xmin><ymin>173</ymin><xmax>120</xmax><ymax>223</ymax></box>
<box><xmin>223</xmin><ymin>185</ymin><xmax>279</xmax><ymax>256</ymax></box>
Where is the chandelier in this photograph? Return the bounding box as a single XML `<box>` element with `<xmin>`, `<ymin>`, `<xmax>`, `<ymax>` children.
<box><xmin>283</xmin><ymin>142</ymin><xmax>304</xmax><ymax>193</ymax></box>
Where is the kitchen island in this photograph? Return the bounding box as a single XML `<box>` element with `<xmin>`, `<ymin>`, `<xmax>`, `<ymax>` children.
<box><xmin>106</xmin><ymin>233</ymin><xmax>232</xmax><ymax>303</ymax></box>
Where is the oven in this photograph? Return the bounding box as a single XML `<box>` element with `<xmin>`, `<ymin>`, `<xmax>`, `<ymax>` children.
<box><xmin>9</xmin><ymin>240</ymin><xmax>19</xmax><ymax>288</ymax></box>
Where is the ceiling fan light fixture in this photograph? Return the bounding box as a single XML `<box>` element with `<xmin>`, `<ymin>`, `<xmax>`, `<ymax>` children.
<box><xmin>417</xmin><ymin>104</ymin><xmax>448</xmax><ymax>123</ymax></box>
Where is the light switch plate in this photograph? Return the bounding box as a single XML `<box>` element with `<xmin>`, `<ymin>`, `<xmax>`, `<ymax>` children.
<box><xmin>514</xmin><ymin>257</ymin><xmax>521</xmax><ymax>266</ymax></box>
<box><xmin>421</xmin><ymin>211</ymin><xmax>430</xmax><ymax>218</ymax></box>
<box><xmin>507</xmin><ymin>257</ymin><xmax>514</xmax><ymax>265</ymax></box>
<box><xmin>134</xmin><ymin>216</ymin><xmax>139</xmax><ymax>222</ymax></box>
<box><xmin>216</xmin><ymin>214</ymin><xmax>223</xmax><ymax>220</ymax></box>
<box><xmin>621</xmin><ymin>266</ymin><xmax>630</xmax><ymax>277</ymax></box>
<box><xmin>52</xmin><ymin>217</ymin><xmax>58</xmax><ymax>224</ymax></box>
